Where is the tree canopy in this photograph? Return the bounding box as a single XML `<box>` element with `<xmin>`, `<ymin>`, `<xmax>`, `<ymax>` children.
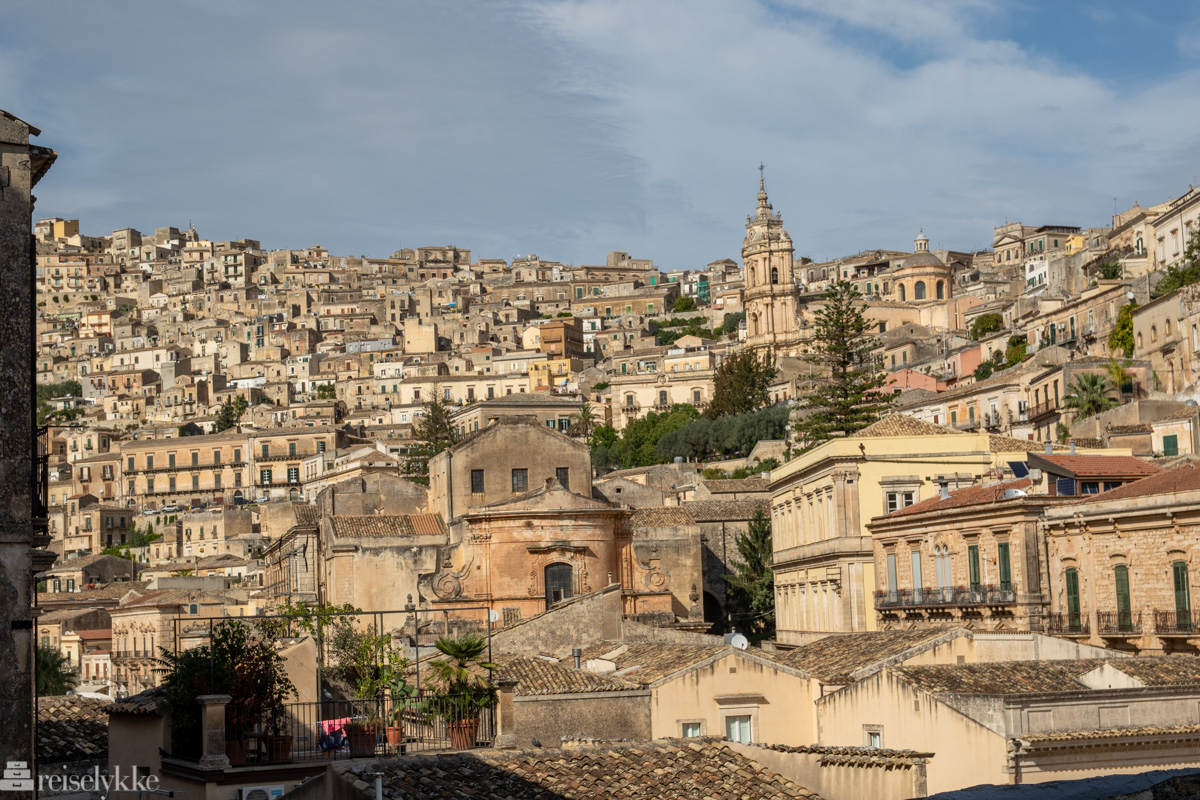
<box><xmin>214</xmin><ymin>395</ymin><xmax>248</xmax><ymax>432</ymax></box>
<box><xmin>672</xmin><ymin>296</ymin><xmax>697</xmax><ymax>313</ymax></box>
<box><xmin>723</xmin><ymin>508</ymin><xmax>774</xmax><ymax>643</ymax></box>
<box><xmin>1152</xmin><ymin>229</ymin><xmax>1200</xmax><ymax>297</ymax></box>
<box><xmin>591</xmin><ymin>404</ymin><xmax>700</xmax><ymax>471</ymax></box>
<box><xmin>969</xmin><ymin>312</ymin><xmax>1004</xmax><ymax>340</ymax></box>
<box><xmin>793</xmin><ymin>281</ymin><xmax>891</xmax><ymax>447</ymax></box>
<box><xmin>1063</xmin><ymin>373</ymin><xmax>1119</xmax><ymax>419</ymax></box>
<box><xmin>706</xmin><ymin>350</ymin><xmax>777</xmax><ymax>419</ymax></box>
<box><xmin>1109</xmin><ymin>302</ymin><xmax>1137</xmax><ymax>358</ymax></box>
<box><xmin>656</xmin><ymin>405</ymin><xmax>789</xmax><ymax>463</ymax></box>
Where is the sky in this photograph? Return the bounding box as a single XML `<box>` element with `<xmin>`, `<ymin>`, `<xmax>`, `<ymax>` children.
<box><xmin>4</xmin><ymin>0</ymin><xmax>1200</xmax><ymax>269</ymax></box>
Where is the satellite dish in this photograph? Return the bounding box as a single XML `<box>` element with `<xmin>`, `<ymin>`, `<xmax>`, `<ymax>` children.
<box><xmin>724</xmin><ymin>633</ymin><xmax>749</xmax><ymax>650</ymax></box>
<box><xmin>1000</xmin><ymin>488</ymin><xmax>1027</xmax><ymax>500</ymax></box>
<box><xmin>488</xmin><ymin>610</ymin><xmax>500</xmax><ymax>623</ymax></box>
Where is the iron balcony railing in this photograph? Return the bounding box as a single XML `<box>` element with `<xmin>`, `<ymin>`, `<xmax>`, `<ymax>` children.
<box><xmin>1153</xmin><ymin>609</ymin><xmax>1200</xmax><ymax>636</ymax></box>
<box><xmin>1045</xmin><ymin>612</ymin><xmax>1089</xmax><ymax>636</ymax></box>
<box><xmin>1096</xmin><ymin>611</ymin><xmax>1142</xmax><ymax>636</ymax></box>
<box><xmin>34</xmin><ymin>425</ymin><xmax>50</xmax><ymax>528</ymax></box>
<box><xmin>875</xmin><ymin>585</ymin><xmax>1016</xmax><ymax>610</ymax></box>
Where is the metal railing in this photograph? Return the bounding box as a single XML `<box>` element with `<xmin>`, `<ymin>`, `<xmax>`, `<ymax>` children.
<box><xmin>34</xmin><ymin>425</ymin><xmax>50</xmax><ymax>526</ymax></box>
<box><xmin>1153</xmin><ymin>609</ymin><xmax>1200</xmax><ymax>636</ymax></box>
<box><xmin>874</xmin><ymin>585</ymin><xmax>1016</xmax><ymax>609</ymax></box>
<box><xmin>1045</xmin><ymin>612</ymin><xmax>1089</xmax><ymax>636</ymax></box>
<box><xmin>1096</xmin><ymin>611</ymin><xmax>1142</xmax><ymax>636</ymax></box>
<box><xmin>218</xmin><ymin>696</ymin><xmax>496</xmax><ymax>764</ymax></box>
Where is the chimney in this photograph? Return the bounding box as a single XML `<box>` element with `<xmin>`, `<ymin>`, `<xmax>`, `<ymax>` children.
<box><xmin>938</xmin><ymin>481</ymin><xmax>950</xmax><ymax>501</ymax></box>
<box><xmin>572</xmin><ymin>648</ymin><xmax>582</xmax><ymax>669</ymax></box>
<box><xmin>1044</xmin><ymin>441</ymin><xmax>1052</xmax><ymax>454</ymax></box>
<box><xmin>1070</xmin><ymin>439</ymin><xmax>1076</xmax><ymax>454</ymax></box>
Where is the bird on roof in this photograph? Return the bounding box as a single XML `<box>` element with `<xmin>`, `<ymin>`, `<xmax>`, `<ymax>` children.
<box><xmin>531</xmin><ymin>737</ymin><xmax>542</xmax><ymax>748</ymax></box>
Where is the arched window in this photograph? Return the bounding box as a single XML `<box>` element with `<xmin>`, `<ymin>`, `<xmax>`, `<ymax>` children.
<box><xmin>545</xmin><ymin>563</ymin><xmax>573</xmax><ymax>608</ymax></box>
<box><xmin>914</xmin><ymin>281</ymin><xmax>926</xmax><ymax>300</ymax></box>
<box><xmin>771</xmin><ymin>267</ymin><xmax>779</xmax><ymax>284</ymax></box>
<box><xmin>1166</xmin><ymin>319</ymin><xmax>1173</xmax><ymax>337</ymax></box>
<box><xmin>750</xmin><ymin>267</ymin><xmax>757</xmax><ymax>285</ymax></box>
<box><xmin>1151</xmin><ymin>326</ymin><xmax>1158</xmax><ymax>343</ymax></box>
<box><xmin>1137</xmin><ymin>332</ymin><xmax>1143</xmax><ymax>349</ymax></box>
<box><xmin>936</xmin><ymin>280</ymin><xmax>945</xmax><ymax>300</ymax></box>
<box><xmin>899</xmin><ymin>284</ymin><xmax>907</xmax><ymax>302</ymax></box>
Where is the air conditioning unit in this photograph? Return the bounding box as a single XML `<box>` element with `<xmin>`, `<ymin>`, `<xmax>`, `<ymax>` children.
<box><xmin>239</xmin><ymin>787</ymin><xmax>285</xmax><ymax>800</ymax></box>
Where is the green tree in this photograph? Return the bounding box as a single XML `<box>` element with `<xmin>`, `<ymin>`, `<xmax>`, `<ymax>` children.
<box><xmin>723</xmin><ymin>508</ymin><xmax>774</xmax><ymax>643</ymax></box>
<box><xmin>974</xmin><ymin>361</ymin><xmax>994</xmax><ymax>381</ymax></box>
<box><xmin>568</xmin><ymin>401</ymin><xmax>599</xmax><ymax>444</ymax></box>
<box><xmin>1095</xmin><ymin>261</ymin><xmax>1123</xmax><ymax>280</ymax></box>
<box><xmin>1153</xmin><ymin>229</ymin><xmax>1200</xmax><ymax>297</ymax></box>
<box><xmin>1004</xmin><ymin>335</ymin><xmax>1028</xmax><ymax>367</ymax></box>
<box><xmin>721</xmin><ymin>311</ymin><xmax>746</xmax><ymax>336</ymax></box>
<box><xmin>1109</xmin><ymin>302</ymin><xmax>1137</xmax><ymax>357</ymax></box>
<box><xmin>316</xmin><ymin>383</ymin><xmax>337</xmax><ymax>400</ymax></box>
<box><xmin>969</xmin><ymin>312</ymin><xmax>1005</xmax><ymax>340</ymax></box>
<box><xmin>36</xmin><ymin>646</ymin><xmax>77</xmax><ymax>696</ymax></box>
<box><xmin>794</xmin><ymin>281</ymin><xmax>891</xmax><ymax>446</ymax></box>
<box><xmin>1062</xmin><ymin>373</ymin><xmax>1119</xmax><ymax>419</ymax></box>
<box><xmin>706</xmin><ymin>350</ymin><xmax>777</xmax><ymax>419</ymax></box>
<box><xmin>672</xmin><ymin>295</ymin><xmax>697</xmax><ymax>313</ymax></box>
<box><xmin>1106</xmin><ymin>357</ymin><xmax>1134</xmax><ymax>396</ymax></box>
<box><xmin>415</xmin><ymin>395</ymin><xmax>460</xmax><ymax>457</ymax></box>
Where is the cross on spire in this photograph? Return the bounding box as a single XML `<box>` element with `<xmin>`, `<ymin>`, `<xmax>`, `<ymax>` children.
<box><xmin>758</xmin><ymin>162</ymin><xmax>765</xmax><ymax>189</ymax></box>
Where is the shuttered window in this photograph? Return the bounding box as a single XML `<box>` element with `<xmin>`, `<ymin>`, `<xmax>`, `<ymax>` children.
<box><xmin>968</xmin><ymin>545</ymin><xmax>981</xmax><ymax>590</ymax></box>
<box><xmin>1115</xmin><ymin>565</ymin><xmax>1132</xmax><ymax>631</ymax></box>
<box><xmin>1065</xmin><ymin>568</ymin><xmax>1081</xmax><ymax>631</ymax></box>
<box><xmin>997</xmin><ymin>543</ymin><xmax>1011</xmax><ymax>590</ymax></box>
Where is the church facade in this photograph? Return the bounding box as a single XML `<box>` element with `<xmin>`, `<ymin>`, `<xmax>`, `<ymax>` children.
<box><xmin>743</xmin><ymin>171</ymin><xmax>805</xmax><ymax>358</ymax></box>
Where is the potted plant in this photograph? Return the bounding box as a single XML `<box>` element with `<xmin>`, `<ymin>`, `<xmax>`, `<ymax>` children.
<box><xmin>385</xmin><ymin>674</ymin><xmax>418</xmax><ymax>749</ymax></box>
<box><xmin>424</xmin><ymin>634</ymin><xmax>499</xmax><ymax>750</ymax></box>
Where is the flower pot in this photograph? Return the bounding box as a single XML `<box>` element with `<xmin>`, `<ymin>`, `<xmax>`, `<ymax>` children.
<box><xmin>265</xmin><ymin>734</ymin><xmax>293</xmax><ymax>763</ymax></box>
<box><xmin>385</xmin><ymin>725</ymin><xmax>405</xmax><ymax>746</ymax></box>
<box><xmin>226</xmin><ymin>739</ymin><xmax>249</xmax><ymax>766</ymax></box>
<box><xmin>447</xmin><ymin>718</ymin><xmax>479</xmax><ymax>750</ymax></box>
<box><xmin>346</xmin><ymin>727</ymin><xmax>378</xmax><ymax>758</ymax></box>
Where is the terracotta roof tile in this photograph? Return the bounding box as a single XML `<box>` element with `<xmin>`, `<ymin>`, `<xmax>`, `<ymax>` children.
<box><xmin>774</xmin><ymin>628</ymin><xmax>962</xmax><ymax>684</ymax></box>
<box><xmin>330</xmin><ymin>514</ymin><xmax>447</xmax><ymax>538</ymax></box>
<box><xmin>885</xmin><ymin>479</ymin><xmax>1034</xmax><ymax>518</ymax></box>
<box><xmin>683</xmin><ymin>499</ymin><xmax>768</xmax><ymax>522</ymax></box>
<box><xmin>1036</xmin><ymin>453</ymin><xmax>1162</xmax><ymax>478</ymax></box>
<box><xmin>894</xmin><ymin>660</ymin><xmax>1103</xmax><ymax>695</ymax></box>
<box><xmin>1109</xmin><ymin>656</ymin><xmax>1200</xmax><ymax>685</ymax></box>
<box><xmin>39</xmin><ymin>695</ymin><xmax>109</xmax><ymax>763</ymax></box>
<box><xmin>1021</xmin><ymin>723</ymin><xmax>1200</xmax><ymax>745</ymax></box>
<box><xmin>106</xmin><ymin>686</ymin><xmax>167</xmax><ymax>716</ymax></box>
<box><xmin>858</xmin><ymin>415</ymin><xmax>962</xmax><ymax>438</ymax></box>
<box><xmin>1068</xmin><ymin>463</ymin><xmax>1200</xmax><ymax>505</ymax></box>
<box><xmin>702</xmin><ymin>477</ymin><xmax>769</xmax><ymax>493</ymax></box>
<box><xmin>629</xmin><ymin>507</ymin><xmax>695</xmax><ymax>527</ymax></box>
<box><xmin>497</xmin><ymin>655</ymin><xmax>639</xmax><ymax>696</ymax></box>
<box><xmin>353</xmin><ymin>739</ymin><xmax>822</xmax><ymax>799</ymax></box>
<box><xmin>574</xmin><ymin>642</ymin><xmax>729</xmax><ymax>686</ymax></box>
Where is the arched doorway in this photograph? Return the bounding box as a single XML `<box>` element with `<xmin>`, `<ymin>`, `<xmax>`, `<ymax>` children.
<box><xmin>545</xmin><ymin>563</ymin><xmax>573</xmax><ymax>609</ymax></box>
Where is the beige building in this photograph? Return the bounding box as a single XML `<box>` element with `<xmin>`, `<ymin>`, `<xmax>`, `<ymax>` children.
<box><xmin>743</xmin><ymin>173</ymin><xmax>802</xmax><ymax>357</ymax></box>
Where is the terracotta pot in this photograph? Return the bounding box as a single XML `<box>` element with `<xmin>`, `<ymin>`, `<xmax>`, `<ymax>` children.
<box><xmin>226</xmin><ymin>739</ymin><xmax>249</xmax><ymax>766</ymax></box>
<box><xmin>447</xmin><ymin>718</ymin><xmax>479</xmax><ymax>750</ymax></box>
<box><xmin>385</xmin><ymin>725</ymin><xmax>405</xmax><ymax>746</ymax></box>
<box><xmin>346</xmin><ymin>727</ymin><xmax>378</xmax><ymax>758</ymax></box>
<box><xmin>265</xmin><ymin>734</ymin><xmax>293</xmax><ymax>763</ymax></box>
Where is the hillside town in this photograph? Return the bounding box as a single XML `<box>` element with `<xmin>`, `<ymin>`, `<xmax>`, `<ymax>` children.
<box><xmin>10</xmin><ymin>100</ymin><xmax>1200</xmax><ymax>799</ymax></box>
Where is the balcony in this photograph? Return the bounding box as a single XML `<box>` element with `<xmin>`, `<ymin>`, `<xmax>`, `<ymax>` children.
<box><xmin>1028</xmin><ymin>401</ymin><xmax>1060</xmax><ymax>421</ymax></box>
<box><xmin>1096</xmin><ymin>611</ymin><xmax>1142</xmax><ymax>637</ymax></box>
<box><xmin>1153</xmin><ymin>609</ymin><xmax>1200</xmax><ymax>637</ymax></box>
<box><xmin>1045</xmin><ymin>612</ymin><xmax>1090</xmax><ymax>636</ymax></box>
<box><xmin>983</xmin><ymin>411</ymin><xmax>1003</xmax><ymax>430</ymax></box>
<box><xmin>874</xmin><ymin>585</ymin><xmax>1016</xmax><ymax>610</ymax></box>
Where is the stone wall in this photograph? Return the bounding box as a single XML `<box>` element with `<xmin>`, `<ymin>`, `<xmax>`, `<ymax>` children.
<box><xmin>512</xmin><ymin>692</ymin><xmax>651</xmax><ymax>746</ymax></box>
<box><xmin>490</xmin><ymin>584</ymin><xmax>623</xmax><ymax>655</ymax></box>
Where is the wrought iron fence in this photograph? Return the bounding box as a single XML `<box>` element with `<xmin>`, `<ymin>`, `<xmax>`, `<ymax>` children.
<box><xmin>34</xmin><ymin>424</ymin><xmax>49</xmax><ymax>524</ymax></box>
<box><xmin>1153</xmin><ymin>609</ymin><xmax>1200</xmax><ymax>635</ymax></box>
<box><xmin>219</xmin><ymin>695</ymin><xmax>496</xmax><ymax>765</ymax></box>
<box><xmin>1045</xmin><ymin>612</ymin><xmax>1089</xmax><ymax>636</ymax></box>
<box><xmin>1096</xmin><ymin>611</ymin><xmax>1142</xmax><ymax>636</ymax></box>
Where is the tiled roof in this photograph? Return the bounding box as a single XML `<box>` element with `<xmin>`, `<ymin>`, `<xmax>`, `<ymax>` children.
<box><xmin>39</xmin><ymin>580</ymin><xmax>150</xmax><ymax>603</ymax></box>
<box><xmin>1156</xmin><ymin>406</ymin><xmax>1200</xmax><ymax>422</ymax></box>
<box><xmin>702</xmin><ymin>477</ymin><xmax>769</xmax><ymax>493</ymax></box>
<box><xmin>1109</xmin><ymin>423</ymin><xmax>1153</xmax><ymax>434</ymax></box>
<box><xmin>39</xmin><ymin>695</ymin><xmax>108</xmax><ymax>763</ymax></box>
<box><xmin>1109</xmin><ymin>656</ymin><xmax>1200</xmax><ymax>685</ymax></box>
<box><xmin>1036</xmin><ymin>453</ymin><xmax>1162</xmax><ymax>478</ymax></box>
<box><xmin>345</xmin><ymin>739</ymin><xmax>821</xmax><ymax>799</ymax></box>
<box><xmin>885</xmin><ymin>479</ymin><xmax>1034</xmax><ymax>518</ymax></box>
<box><xmin>497</xmin><ymin>655</ymin><xmax>639</xmax><ymax>696</ymax></box>
<box><xmin>629</xmin><ymin>507</ymin><xmax>695</xmax><ymax>527</ymax></box>
<box><xmin>35</xmin><ymin>607</ymin><xmax>109</xmax><ymax>624</ymax></box>
<box><xmin>1021</xmin><ymin>724</ymin><xmax>1200</xmax><ymax>745</ymax></box>
<box><xmin>1069</xmin><ymin>463</ymin><xmax>1200</xmax><ymax>505</ymax></box>
<box><xmin>987</xmin><ymin>434</ymin><xmax>1067</xmax><ymax>453</ymax></box>
<box><xmin>106</xmin><ymin>687</ymin><xmax>167</xmax><ymax>716</ymax></box>
<box><xmin>893</xmin><ymin>660</ymin><xmax>1103</xmax><ymax>695</ymax></box>
<box><xmin>330</xmin><ymin>513</ymin><xmax>447</xmax><ymax>538</ymax></box>
<box><xmin>293</xmin><ymin>503</ymin><xmax>320</xmax><ymax>527</ymax></box>
<box><xmin>1072</xmin><ymin>436</ymin><xmax>1105</xmax><ymax>449</ymax></box>
<box><xmin>683</xmin><ymin>499</ymin><xmax>768</xmax><ymax>522</ymax></box>
<box><xmin>774</xmin><ymin>628</ymin><xmax>962</xmax><ymax>684</ymax></box>
<box><xmin>858</xmin><ymin>415</ymin><xmax>961</xmax><ymax>438</ymax></box>
<box><xmin>575</xmin><ymin>642</ymin><xmax>729</xmax><ymax>686</ymax></box>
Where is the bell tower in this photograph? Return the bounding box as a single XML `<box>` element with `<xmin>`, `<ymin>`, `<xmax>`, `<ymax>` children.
<box><xmin>743</xmin><ymin>166</ymin><xmax>798</xmax><ymax>355</ymax></box>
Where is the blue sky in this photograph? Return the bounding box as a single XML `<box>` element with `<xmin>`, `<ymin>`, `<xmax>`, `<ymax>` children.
<box><xmin>4</xmin><ymin>0</ymin><xmax>1200</xmax><ymax>269</ymax></box>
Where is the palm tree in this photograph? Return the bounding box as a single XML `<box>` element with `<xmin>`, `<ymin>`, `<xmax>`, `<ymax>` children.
<box><xmin>1105</xmin><ymin>357</ymin><xmax>1134</xmax><ymax>398</ymax></box>
<box><xmin>37</xmin><ymin>646</ymin><xmax>77</xmax><ymax>696</ymax></box>
<box><xmin>1062</xmin><ymin>373</ymin><xmax>1119</xmax><ymax>419</ymax></box>
<box><xmin>425</xmin><ymin>634</ymin><xmax>499</xmax><ymax>715</ymax></box>
<box><xmin>568</xmin><ymin>401</ymin><xmax>598</xmax><ymax>444</ymax></box>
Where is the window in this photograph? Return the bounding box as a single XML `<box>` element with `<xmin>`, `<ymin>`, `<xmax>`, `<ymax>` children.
<box><xmin>936</xmin><ymin>280</ymin><xmax>944</xmax><ymax>300</ymax></box>
<box><xmin>866</xmin><ymin>730</ymin><xmax>882</xmax><ymax>749</ymax></box>
<box><xmin>659</xmin><ymin>390</ymin><xmax>668</xmax><ymax>406</ymax></box>
<box><xmin>556</xmin><ymin>467</ymin><xmax>570</xmax><ymax>490</ymax></box>
<box><xmin>146</xmin><ymin>455</ymin><xmax>154</xmax><ymax>470</ymax></box>
<box><xmin>189</xmin><ymin>603</ymin><xmax>199</xmax><ymax>615</ymax></box>
<box><xmin>885</xmin><ymin>491</ymin><xmax>915</xmax><ymax>513</ymax></box>
<box><xmin>471</xmin><ymin>469</ymin><xmax>485</xmax><ymax>494</ymax></box>
<box><xmin>967</xmin><ymin>544</ymin><xmax>981</xmax><ymax>590</ymax></box>
<box><xmin>288</xmin><ymin>442</ymin><xmax>297</xmax><ymax>456</ymax></box>
<box><xmin>886</xmin><ymin>552</ymin><xmax>898</xmax><ymax>600</ymax></box>
<box><xmin>128</xmin><ymin>456</ymin><xmax>135</xmax><ymax>471</ymax></box>
<box><xmin>1164</xmin><ymin>434</ymin><xmax>1179</xmax><ymax>457</ymax></box>
<box><xmin>1115</xmin><ymin>565</ymin><xmax>1133</xmax><ymax>631</ymax></box>
<box><xmin>168</xmin><ymin>477</ymin><xmax>176</xmax><ymax>492</ymax></box>
<box><xmin>287</xmin><ymin>467</ymin><xmax>299</xmax><ymax>484</ymax></box>
<box><xmin>261</xmin><ymin>444</ymin><xmax>270</xmax><ymax>458</ymax></box>
<box><xmin>191</xmin><ymin>451</ymin><xmax>199</xmax><ymax>466</ymax></box>
<box><xmin>1174</xmin><ymin>561</ymin><xmax>1192</xmax><ymax>630</ymax></box>
<box><xmin>192</xmin><ymin>474</ymin><xmax>199</xmax><ymax>491</ymax></box>
<box><xmin>511</xmin><ymin>468</ymin><xmax>528</xmax><ymax>494</ymax></box>
<box><xmin>168</xmin><ymin>453</ymin><xmax>176</xmax><ymax>468</ymax></box>
<box><xmin>681</xmin><ymin>722</ymin><xmax>703</xmax><ymax>738</ymax></box>
<box><xmin>914</xmin><ymin>281</ymin><xmax>926</xmax><ymax>300</ymax></box>
<box><xmin>233</xmin><ymin>447</ymin><xmax>241</xmax><ymax>463</ymax></box>
<box><xmin>213</xmin><ymin>450</ymin><xmax>222</xmax><ymax>465</ymax></box>
<box><xmin>725</xmin><ymin>715</ymin><xmax>752</xmax><ymax>745</ymax></box>
<box><xmin>911</xmin><ymin>550</ymin><xmax>923</xmax><ymax>596</ymax></box>
<box><xmin>234</xmin><ymin>473</ymin><xmax>242</xmax><ymax>487</ymax></box>
<box><xmin>997</xmin><ymin>542</ymin><xmax>1011</xmax><ymax>590</ymax></box>
<box><xmin>66</xmin><ymin>579</ymin><xmax>75</xmax><ymax>592</ymax></box>
<box><xmin>260</xmin><ymin>469</ymin><xmax>273</xmax><ymax>485</ymax></box>
<box><xmin>545</xmin><ymin>562</ymin><xmax>573</xmax><ymax>607</ymax></box>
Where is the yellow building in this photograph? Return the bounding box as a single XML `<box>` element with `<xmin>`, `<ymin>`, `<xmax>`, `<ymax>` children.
<box><xmin>769</xmin><ymin>415</ymin><xmax>1124</xmax><ymax>644</ymax></box>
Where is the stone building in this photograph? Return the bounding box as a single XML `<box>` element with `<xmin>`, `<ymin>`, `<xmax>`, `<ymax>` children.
<box><xmin>743</xmin><ymin>171</ymin><xmax>802</xmax><ymax>357</ymax></box>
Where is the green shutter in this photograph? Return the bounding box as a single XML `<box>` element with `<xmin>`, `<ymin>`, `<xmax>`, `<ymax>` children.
<box><xmin>1065</xmin><ymin>568</ymin><xmax>1081</xmax><ymax>631</ymax></box>
<box><xmin>968</xmin><ymin>545</ymin><xmax>981</xmax><ymax>589</ymax></box>
<box><xmin>1164</xmin><ymin>434</ymin><xmax>1179</xmax><ymax>457</ymax></box>
<box><xmin>1115</xmin><ymin>565</ymin><xmax>1131</xmax><ymax>630</ymax></box>
<box><xmin>1174</xmin><ymin>561</ymin><xmax>1191</xmax><ymax>613</ymax></box>
<box><xmin>997</xmin><ymin>543</ymin><xmax>1011</xmax><ymax>589</ymax></box>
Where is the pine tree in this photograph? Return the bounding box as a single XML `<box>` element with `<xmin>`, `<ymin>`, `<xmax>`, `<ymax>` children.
<box><xmin>705</xmin><ymin>350</ymin><xmax>777</xmax><ymax>419</ymax></box>
<box><xmin>415</xmin><ymin>394</ymin><xmax>460</xmax><ymax>457</ymax></box>
<box><xmin>723</xmin><ymin>508</ymin><xmax>774</xmax><ymax>642</ymax></box>
<box><xmin>794</xmin><ymin>281</ymin><xmax>891</xmax><ymax>447</ymax></box>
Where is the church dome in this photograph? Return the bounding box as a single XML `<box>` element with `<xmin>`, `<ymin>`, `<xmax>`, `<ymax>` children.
<box><xmin>900</xmin><ymin>250</ymin><xmax>944</xmax><ymax>269</ymax></box>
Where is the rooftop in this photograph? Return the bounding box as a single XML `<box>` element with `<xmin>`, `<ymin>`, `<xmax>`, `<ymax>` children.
<box><xmin>329</xmin><ymin>513</ymin><xmax>447</xmax><ymax>538</ymax></box>
<box><xmin>39</xmin><ymin>695</ymin><xmax>109</xmax><ymax>763</ymax></box>
<box><xmin>1067</xmin><ymin>462</ymin><xmax>1200</xmax><ymax>506</ymax></box>
<box><xmin>1032</xmin><ymin>453</ymin><xmax>1162</xmax><ymax>478</ymax></box>
<box><xmin>682</xmin><ymin>499</ymin><xmax>768</xmax><ymax>522</ymax></box>
<box><xmin>774</xmin><ymin>628</ymin><xmax>964</xmax><ymax>684</ymax></box>
<box><xmin>857</xmin><ymin>415</ymin><xmax>961</xmax><ymax>438</ymax></box>
<box><xmin>497</xmin><ymin>655</ymin><xmax>639</xmax><ymax>696</ymax></box>
<box><xmin>629</xmin><ymin>506</ymin><xmax>695</xmax><ymax>527</ymax></box>
<box><xmin>893</xmin><ymin>660</ymin><xmax>1104</xmax><ymax>696</ymax></box>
